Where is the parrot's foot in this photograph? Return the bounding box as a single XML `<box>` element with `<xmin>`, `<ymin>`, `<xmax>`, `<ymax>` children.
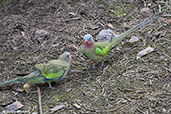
<box><xmin>92</xmin><ymin>63</ymin><xmax>96</xmax><ymax>70</ymax></box>
<box><xmin>48</xmin><ymin>83</ymin><xmax>56</xmax><ymax>89</ymax></box>
<box><xmin>100</xmin><ymin>61</ymin><xmax>104</xmax><ymax>68</ymax></box>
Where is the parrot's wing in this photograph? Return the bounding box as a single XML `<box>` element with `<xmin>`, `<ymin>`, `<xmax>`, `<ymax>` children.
<box><xmin>35</xmin><ymin>60</ymin><xmax>68</xmax><ymax>79</ymax></box>
<box><xmin>94</xmin><ymin>42</ymin><xmax>110</xmax><ymax>56</ymax></box>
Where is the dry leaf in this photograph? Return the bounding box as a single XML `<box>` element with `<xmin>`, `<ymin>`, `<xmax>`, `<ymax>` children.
<box><xmin>5</xmin><ymin>101</ymin><xmax>23</xmax><ymax>111</ymax></box>
<box><xmin>137</xmin><ymin>47</ymin><xmax>154</xmax><ymax>59</ymax></box>
<box><xmin>23</xmin><ymin>83</ymin><xmax>31</xmax><ymax>93</ymax></box>
<box><xmin>128</xmin><ymin>36</ymin><xmax>140</xmax><ymax>43</ymax></box>
<box><xmin>49</xmin><ymin>104</ymin><xmax>66</xmax><ymax>113</ymax></box>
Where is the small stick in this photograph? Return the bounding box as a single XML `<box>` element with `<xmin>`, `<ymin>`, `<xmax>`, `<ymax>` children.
<box><xmin>37</xmin><ymin>86</ymin><xmax>43</xmax><ymax>114</ymax></box>
<box><xmin>64</xmin><ymin>17</ymin><xmax>81</xmax><ymax>22</ymax></box>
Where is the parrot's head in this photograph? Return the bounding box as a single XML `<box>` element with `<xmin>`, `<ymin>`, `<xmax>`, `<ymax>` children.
<box><xmin>59</xmin><ymin>51</ymin><xmax>72</xmax><ymax>64</ymax></box>
<box><xmin>83</xmin><ymin>34</ymin><xmax>94</xmax><ymax>47</ymax></box>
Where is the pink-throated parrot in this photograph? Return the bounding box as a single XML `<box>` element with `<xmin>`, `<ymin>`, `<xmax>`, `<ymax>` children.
<box><xmin>0</xmin><ymin>51</ymin><xmax>72</xmax><ymax>90</ymax></box>
<box><xmin>82</xmin><ymin>15</ymin><xmax>160</xmax><ymax>70</ymax></box>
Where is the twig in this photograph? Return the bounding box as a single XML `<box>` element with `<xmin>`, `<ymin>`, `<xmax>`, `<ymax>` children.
<box><xmin>37</xmin><ymin>86</ymin><xmax>43</xmax><ymax>114</ymax></box>
<box><xmin>64</xmin><ymin>17</ymin><xmax>81</xmax><ymax>22</ymax></box>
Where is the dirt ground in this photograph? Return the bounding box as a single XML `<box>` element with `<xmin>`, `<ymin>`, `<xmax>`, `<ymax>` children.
<box><xmin>0</xmin><ymin>0</ymin><xmax>170</xmax><ymax>113</ymax></box>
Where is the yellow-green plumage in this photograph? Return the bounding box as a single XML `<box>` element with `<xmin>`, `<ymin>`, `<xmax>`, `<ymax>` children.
<box><xmin>0</xmin><ymin>52</ymin><xmax>71</xmax><ymax>88</ymax></box>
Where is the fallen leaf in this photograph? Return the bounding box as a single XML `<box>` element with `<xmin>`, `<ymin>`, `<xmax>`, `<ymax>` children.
<box><xmin>137</xmin><ymin>47</ymin><xmax>154</xmax><ymax>59</ymax></box>
<box><xmin>128</xmin><ymin>36</ymin><xmax>140</xmax><ymax>43</ymax></box>
<box><xmin>49</xmin><ymin>104</ymin><xmax>66</xmax><ymax>113</ymax></box>
<box><xmin>23</xmin><ymin>83</ymin><xmax>31</xmax><ymax>93</ymax></box>
<box><xmin>5</xmin><ymin>101</ymin><xmax>23</xmax><ymax>111</ymax></box>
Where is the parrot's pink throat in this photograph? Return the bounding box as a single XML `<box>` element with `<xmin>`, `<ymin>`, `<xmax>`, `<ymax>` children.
<box><xmin>85</xmin><ymin>42</ymin><xmax>94</xmax><ymax>49</ymax></box>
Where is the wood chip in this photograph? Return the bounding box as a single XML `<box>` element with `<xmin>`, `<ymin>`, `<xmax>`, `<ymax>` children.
<box><xmin>137</xmin><ymin>47</ymin><xmax>154</xmax><ymax>59</ymax></box>
<box><xmin>49</xmin><ymin>104</ymin><xmax>66</xmax><ymax>113</ymax></box>
<box><xmin>5</xmin><ymin>101</ymin><xmax>23</xmax><ymax>111</ymax></box>
<box><xmin>73</xmin><ymin>103</ymin><xmax>81</xmax><ymax>109</ymax></box>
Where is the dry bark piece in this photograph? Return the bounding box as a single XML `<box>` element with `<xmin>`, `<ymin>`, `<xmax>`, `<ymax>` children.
<box><xmin>5</xmin><ymin>101</ymin><xmax>23</xmax><ymax>111</ymax></box>
<box><xmin>16</xmin><ymin>88</ymin><xmax>24</xmax><ymax>92</ymax></box>
<box><xmin>128</xmin><ymin>36</ymin><xmax>140</xmax><ymax>43</ymax></box>
<box><xmin>140</xmin><ymin>8</ymin><xmax>151</xmax><ymax>14</ymax></box>
<box><xmin>73</xmin><ymin>103</ymin><xmax>81</xmax><ymax>109</ymax></box>
<box><xmin>137</xmin><ymin>47</ymin><xmax>154</xmax><ymax>59</ymax></box>
<box><xmin>164</xmin><ymin>18</ymin><xmax>171</xmax><ymax>24</ymax></box>
<box><xmin>49</xmin><ymin>104</ymin><xmax>66</xmax><ymax>113</ymax></box>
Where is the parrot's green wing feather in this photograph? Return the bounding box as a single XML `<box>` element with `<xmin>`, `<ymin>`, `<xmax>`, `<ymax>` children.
<box><xmin>95</xmin><ymin>45</ymin><xmax>110</xmax><ymax>56</ymax></box>
<box><xmin>42</xmin><ymin>69</ymin><xmax>65</xmax><ymax>79</ymax></box>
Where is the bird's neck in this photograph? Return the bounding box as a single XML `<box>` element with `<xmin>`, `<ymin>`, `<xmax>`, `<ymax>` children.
<box><xmin>85</xmin><ymin>42</ymin><xmax>94</xmax><ymax>49</ymax></box>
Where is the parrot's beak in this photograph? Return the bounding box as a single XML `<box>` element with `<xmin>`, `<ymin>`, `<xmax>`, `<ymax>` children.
<box><xmin>84</xmin><ymin>40</ymin><xmax>88</xmax><ymax>45</ymax></box>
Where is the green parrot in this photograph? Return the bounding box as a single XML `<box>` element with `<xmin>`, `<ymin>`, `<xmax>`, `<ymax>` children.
<box><xmin>82</xmin><ymin>15</ymin><xmax>160</xmax><ymax>69</ymax></box>
<box><xmin>0</xmin><ymin>51</ymin><xmax>72</xmax><ymax>89</ymax></box>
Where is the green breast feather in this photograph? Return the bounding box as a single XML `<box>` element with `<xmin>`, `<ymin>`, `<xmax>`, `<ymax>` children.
<box><xmin>95</xmin><ymin>46</ymin><xmax>110</xmax><ymax>56</ymax></box>
<box><xmin>82</xmin><ymin>49</ymin><xmax>88</xmax><ymax>58</ymax></box>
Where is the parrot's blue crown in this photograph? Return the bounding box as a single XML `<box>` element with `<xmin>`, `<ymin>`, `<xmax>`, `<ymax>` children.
<box><xmin>83</xmin><ymin>34</ymin><xmax>92</xmax><ymax>41</ymax></box>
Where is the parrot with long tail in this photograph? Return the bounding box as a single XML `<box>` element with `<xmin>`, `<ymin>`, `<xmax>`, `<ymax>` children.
<box><xmin>82</xmin><ymin>15</ymin><xmax>160</xmax><ymax>69</ymax></box>
<box><xmin>0</xmin><ymin>51</ymin><xmax>72</xmax><ymax>90</ymax></box>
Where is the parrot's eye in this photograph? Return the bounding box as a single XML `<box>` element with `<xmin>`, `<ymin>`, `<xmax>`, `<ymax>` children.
<box><xmin>66</xmin><ymin>55</ymin><xmax>69</xmax><ymax>57</ymax></box>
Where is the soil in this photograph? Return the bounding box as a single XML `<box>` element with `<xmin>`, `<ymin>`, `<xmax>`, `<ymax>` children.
<box><xmin>0</xmin><ymin>0</ymin><xmax>170</xmax><ymax>113</ymax></box>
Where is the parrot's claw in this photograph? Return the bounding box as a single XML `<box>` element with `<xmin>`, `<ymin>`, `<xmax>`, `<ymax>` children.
<box><xmin>48</xmin><ymin>83</ymin><xmax>56</xmax><ymax>89</ymax></box>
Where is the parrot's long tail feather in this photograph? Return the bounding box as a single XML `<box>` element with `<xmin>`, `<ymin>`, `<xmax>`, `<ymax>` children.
<box><xmin>110</xmin><ymin>15</ymin><xmax>160</xmax><ymax>47</ymax></box>
<box><xmin>0</xmin><ymin>77</ymin><xmax>25</xmax><ymax>86</ymax></box>
<box><xmin>0</xmin><ymin>71</ymin><xmax>39</xmax><ymax>86</ymax></box>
